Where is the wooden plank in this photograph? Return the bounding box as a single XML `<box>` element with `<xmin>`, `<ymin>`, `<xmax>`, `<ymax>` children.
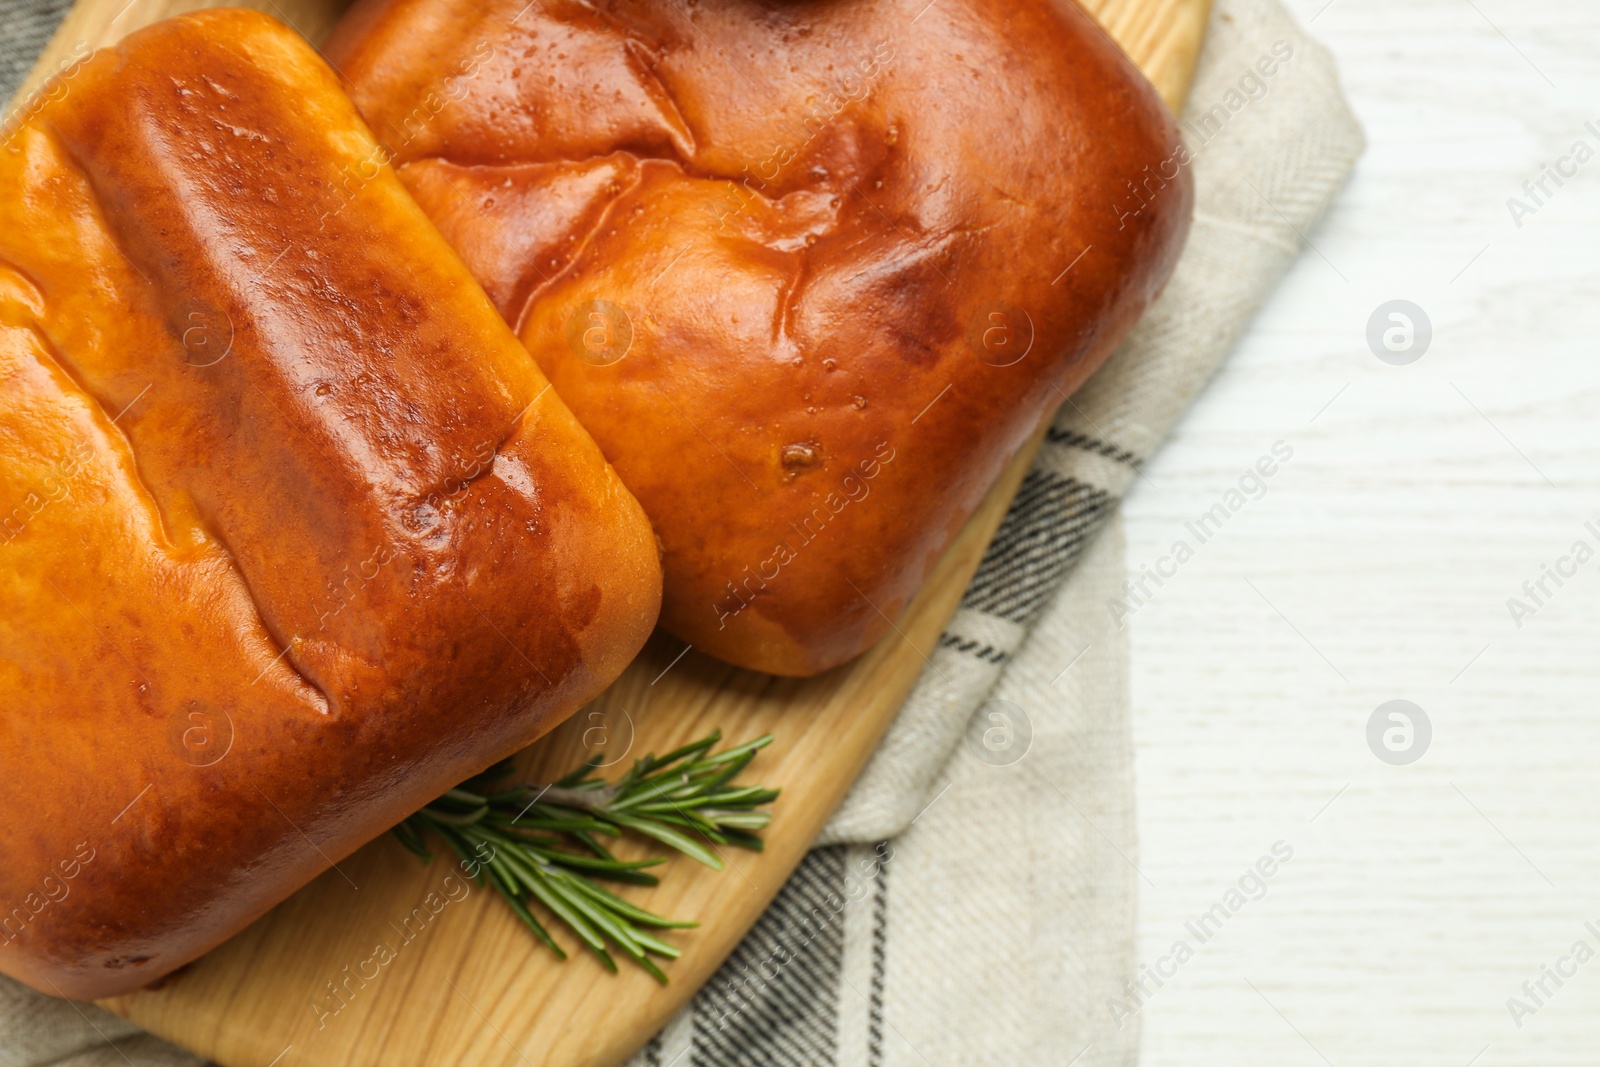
<box><xmin>8</xmin><ymin>1</ymin><xmax>1209</xmax><ymax>1062</ymax></box>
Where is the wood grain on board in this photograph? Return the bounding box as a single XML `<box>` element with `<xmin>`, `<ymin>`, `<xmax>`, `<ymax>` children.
<box><xmin>8</xmin><ymin>1</ymin><xmax>1209</xmax><ymax>1063</ymax></box>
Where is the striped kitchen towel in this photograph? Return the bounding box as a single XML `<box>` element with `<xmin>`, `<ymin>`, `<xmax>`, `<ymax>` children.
<box><xmin>0</xmin><ymin>0</ymin><xmax>1362</xmax><ymax>1063</ymax></box>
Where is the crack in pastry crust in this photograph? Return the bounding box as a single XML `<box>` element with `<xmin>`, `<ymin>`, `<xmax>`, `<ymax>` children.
<box><xmin>2</xmin><ymin>193</ymin><xmax>336</xmax><ymax>712</ymax></box>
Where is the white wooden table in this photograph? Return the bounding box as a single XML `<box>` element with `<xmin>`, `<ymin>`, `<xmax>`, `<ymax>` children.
<box><xmin>1130</xmin><ymin>2</ymin><xmax>1600</xmax><ymax>1064</ymax></box>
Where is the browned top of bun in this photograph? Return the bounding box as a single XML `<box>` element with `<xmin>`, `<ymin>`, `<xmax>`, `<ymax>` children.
<box><xmin>0</xmin><ymin>8</ymin><xmax>659</xmax><ymax>999</ymax></box>
<box><xmin>327</xmin><ymin>0</ymin><xmax>1192</xmax><ymax>675</ymax></box>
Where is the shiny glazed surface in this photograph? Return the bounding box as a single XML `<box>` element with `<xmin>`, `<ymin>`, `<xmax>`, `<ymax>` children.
<box><xmin>327</xmin><ymin>0</ymin><xmax>1193</xmax><ymax>675</ymax></box>
<box><xmin>0</xmin><ymin>9</ymin><xmax>661</xmax><ymax>999</ymax></box>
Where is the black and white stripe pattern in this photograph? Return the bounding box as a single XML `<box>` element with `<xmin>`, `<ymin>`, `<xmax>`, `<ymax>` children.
<box><xmin>865</xmin><ymin>862</ymin><xmax>888</xmax><ymax>1067</ymax></box>
<box><xmin>960</xmin><ymin>468</ymin><xmax>1116</xmax><ymax>626</ymax></box>
<box><xmin>1046</xmin><ymin>427</ymin><xmax>1145</xmax><ymax>469</ymax></box>
<box><xmin>692</xmin><ymin>847</ymin><xmax>847</xmax><ymax>1067</ymax></box>
<box><xmin>0</xmin><ymin>0</ymin><xmax>71</xmax><ymax>104</ymax></box>
<box><xmin>935</xmin><ymin>633</ymin><xmax>1009</xmax><ymax>666</ymax></box>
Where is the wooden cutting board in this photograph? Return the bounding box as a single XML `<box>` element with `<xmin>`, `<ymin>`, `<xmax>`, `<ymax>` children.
<box><xmin>11</xmin><ymin>2</ymin><xmax>1208</xmax><ymax>1063</ymax></box>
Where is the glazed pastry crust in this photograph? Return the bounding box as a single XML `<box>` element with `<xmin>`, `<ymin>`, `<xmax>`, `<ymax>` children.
<box><xmin>327</xmin><ymin>0</ymin><xmax>1194</xmax><ymax>675</ymax></box>
<box><xmin>0</xmin><ymin>9</ymin><xmax>660</xmax><ymax>1000</ymax></box>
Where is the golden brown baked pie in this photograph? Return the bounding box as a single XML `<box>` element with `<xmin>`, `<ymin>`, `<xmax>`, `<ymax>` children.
<box><xmin>0</xmin><ymin>9</ymin><xmax>660</xmax><ymax>999</ymax></box>
<box><xmin>327</xmin><ymin>0</ymin><xmax>1194</xmax><ymax>675</ymax></box>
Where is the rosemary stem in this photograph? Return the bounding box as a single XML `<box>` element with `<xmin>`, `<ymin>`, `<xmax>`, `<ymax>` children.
<box><xmin>522</xmin><ymin>784</ymin><xmax>619</xmax><ymax>812</ymax></box>
<box><xmin>395</xmin><ymin>731</ymin><xmax>777</xmax><ymax>983</ymax></box>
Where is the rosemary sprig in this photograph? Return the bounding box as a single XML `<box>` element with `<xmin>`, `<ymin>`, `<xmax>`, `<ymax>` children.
<box><xmin>395</xmin><ymin>730</ymin><xmax>778</xmax><ymax>982</ymax></box>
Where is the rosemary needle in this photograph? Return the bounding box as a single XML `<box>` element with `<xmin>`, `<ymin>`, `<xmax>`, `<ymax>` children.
<box><xmin>395</xmin><ymin>730</ymin><xmax>778</xmax><ymax>982</ymax></box>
